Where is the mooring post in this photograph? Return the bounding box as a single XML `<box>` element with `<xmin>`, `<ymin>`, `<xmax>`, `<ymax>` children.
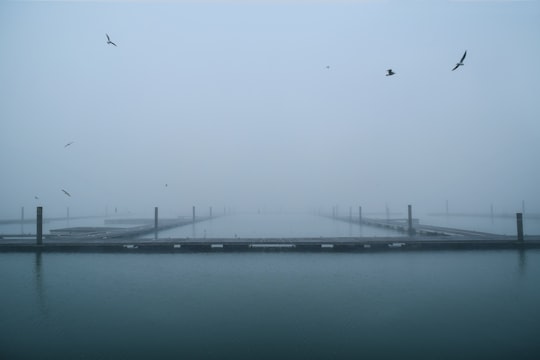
<box><xmin>517</xmin><ymin>213</ymin><xmax>524</xmax><ymax>242</ymax></box>
<box><xmin>21</xmin><ymin>206</ymin><xmax>25</xmax><ymax>234</ymax></box>
<box><xmin>154</xmin><ymin>207</ymin><xmax>158</xmax><ymax>239</ymax></box>
<box><xmin>358</xmin><ymin>206</ymin><xmax>362</xmax><ymax>223</ymax></box>
<box><xmin>36</xmin><ymin>206</ymin><xmax>43</xmax><ymax>245</ymax></box>
<box><xmin>192</xmin><ymin>206</ymin><xmax>196</xmax><ymax>223</ymax></box>
<box><xmin>408</xmin><ymin>205</ymin><xmax>414</xmax><ymax>236</ymax></box>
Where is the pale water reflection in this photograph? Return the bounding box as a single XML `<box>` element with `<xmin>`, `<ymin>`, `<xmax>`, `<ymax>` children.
<box><xmin>155</xmin><ymin>212</ymin><xmax>404</xmax><ymax>239</ymax></box>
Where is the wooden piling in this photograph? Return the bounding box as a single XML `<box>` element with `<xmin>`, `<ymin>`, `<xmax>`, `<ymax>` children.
<box><xmin>408</xmin><ymin>205</ymin><xmax>414</xmax><ymax>236</ymax></box>
<box><xmin>517</xmin><ymin>213</ymin><xmax>524</xmax><ymax>242</ymax></box>
<box><xmin>154</xmin><ymin>207</ymin><xmax>158</xmax><ymax>239</ymax></box>
<box><xmin>36</xmin><ymin>207</ymin><xmax>43</xmax><ymax>245</ymax></box>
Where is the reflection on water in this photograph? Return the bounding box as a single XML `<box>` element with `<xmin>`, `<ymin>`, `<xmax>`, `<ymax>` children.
<box><xmin>34</xmin><ymin>252</ymin><xmax>48</xmax><ymax>317</ymax></box>
<box><xmin>1</xmin><ymin>250</ymin><xmax>539</xmax><ymax>360</ymax></box>
<box><xmin>155</xmin><ymin>213</ymin><xmax>403</xmax><ymax>239</ymax></box>
<box><xmin>518</xmin><ymin>249</ymin><xmax>526</xmax><ymax>275</ymax></box>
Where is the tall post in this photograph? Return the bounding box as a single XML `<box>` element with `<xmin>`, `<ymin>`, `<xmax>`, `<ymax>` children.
<box><xmin>209</xmin><ymin>206</ymin><xmax>213</xmax><ymax>219</ymax></box>
<box><xmin>358</xmin><ymin>206</ymin><xmax>362</xmax><ymax>223</ymax></box>
<box><xmin>192</xmin><ymin>206</ymin><xmax>196</xmax><ymax>223</ymax></box>
<box><xmin>522</xmin><ymin>200</ymin><xmax>525</xmax><ymax>214</ymax></box>
<box><xmin>21</xmin><ymin>206</ymin><xmax>25</xmax><ymax>234</ymax></box>
<box><xmin>154</xmin><ymin>207</ymin><xmax>158</xmax><ymax>240</ymax></box>
<box><xmin>408</xmin><ymin>204</ymin><xmax>414</xmax><ymax>236</ymax></box>
<box><xmin>36</xmin><ymin>206</ymin><xmax>43</xmax><ymax>245</ymax></box>
<box><xmin>517</xmin><ymin>213</ymin><xmax>524</xmax><ymax>242</ymax></box>
<box><xmin>349</xmin><ymin>207</ymin><xmax>352</xmax><ymax>222</ymax></box>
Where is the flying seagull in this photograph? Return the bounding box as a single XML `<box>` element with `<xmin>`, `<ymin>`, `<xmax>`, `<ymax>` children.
<box><xmin>106</xmin><ymin>34</ymin><xmax>117</xmax><ymax>47</ymax></box>
<box><xmin>452</xmin><ymin>50</ymin><xmax>467</xmax><ymax>71</ymax></box>
<box><xmin>64</xmin><ymin>141</ymin><xmax>74</xmax><ymax>148</ymax></box>
<box><xmin>386</xmin><ymin>69</ymin><xmax>395</xmax><ymax>76</ymax></box>
<box><xmin>61</xmin><ymin>189</ymin><xmax>71</xmax><ymax>197</ymax></box>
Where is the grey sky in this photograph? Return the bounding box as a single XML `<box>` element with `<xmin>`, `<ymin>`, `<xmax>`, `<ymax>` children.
<box><xmin>1</xmin><ymin>0</ymin><xmax>539</xmax><ymax>218</ymax></box>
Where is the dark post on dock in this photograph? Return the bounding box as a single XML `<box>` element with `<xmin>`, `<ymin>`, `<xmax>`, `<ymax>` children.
<box><xmin>358</xmin><ymin>206</ymin><xmax>362</xmax><ymax>223</ymax></box>
<box><xmin>517</xmin><ymin>213</ymin><xmax>524</xmax><ymax>242</ymax></box>
<box><xmin>192</xmin><ymin>206</ymin><xmax>196</xmax><ymax>223</ymax></box>
<box><xmin>408</xmin><ymin>205</ymin><xmax>414</xmax><ymax>236</ymax></box>
<box><xmin>154</xmin><ymin>207</ymin><xmax>158</xmax><ymax>239</ymax></box>
<box><xmin>36</xmin><ymin>206</ymin><xmax>43</xmax><ymax>245</ymax></box>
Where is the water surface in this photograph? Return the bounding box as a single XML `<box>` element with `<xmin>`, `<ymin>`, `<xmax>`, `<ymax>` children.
<box><xmin>1</xmin><ymin>251</ymin><xmax>539</xmax><ymax>360</ymax></box>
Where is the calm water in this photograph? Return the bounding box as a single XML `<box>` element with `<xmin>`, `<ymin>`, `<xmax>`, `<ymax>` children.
<box><xmin>1</xmin><ymin>251</ymin><xmax>539</xmax><ymax>360</ymax></box>
<box><xmin>156</xmin><ymin>212</ymin><xmax>404</xmax><ymax>238</ymax></box>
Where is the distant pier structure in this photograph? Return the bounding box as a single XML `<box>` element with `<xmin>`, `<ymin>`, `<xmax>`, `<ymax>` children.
<box><xmin>0</xmin><ymin>205</ymin><xmax>538</xmax><ymax>252</ymax></box>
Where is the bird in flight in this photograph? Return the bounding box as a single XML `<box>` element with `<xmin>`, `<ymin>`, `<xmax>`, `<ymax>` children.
<box><xmin>34</xmin><ymin>196</ymin><xmax>39</xmax><ymax>200</ymax></box>
<box><xmin>325</xmin><ymin>65</ymin><xmax>330</xmax><ymax>70</ymax></box>
<box><xmin>106</xmin><ymin>34</ymin><xmax>117</xmax><ymax>47</ymax></box>
<box><xmin>61</xmin><ymin>189</ymin><xmax>71</xmax><ymax>197</ymax></box>
<box><xmin>64</xmin><ymin>141</ymin><xmax>74</xmax><ymax>148</ymax></box>
<box><xmin>452</xmin><ymin>50</ymin><xmax>467</xmax><ymax>71</ymax></box>
<box><xmin>386</xmin><ymin>69</ymin><xmax>395</xmax><ymax>76</ymax></box>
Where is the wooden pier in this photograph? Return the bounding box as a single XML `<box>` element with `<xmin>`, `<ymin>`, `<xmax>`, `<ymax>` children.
<box><xmin>1</xmin><ymin>236</ymin><xmax>539</xmax><ymax>253</ymax></box>
<box><xmin>2</xmin><ymin>207</ymin><xmax>539</xmax><ymax>253</ymax></box>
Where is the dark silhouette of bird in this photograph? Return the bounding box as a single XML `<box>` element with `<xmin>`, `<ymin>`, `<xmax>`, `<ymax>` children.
<box><xmin>64</xmin><ymin>141</ymin><xmax>74</xmax><ymax>148</ymax></box>
<box><xmin>325</xmin><ymin>65</ymin><xmax>330</xmax><ymax>69</ymax></box>
<box><xmin>452</xmin><ymin>50</ymin><xmax>467</xmax><ymax>71</ymax></box>
<box><xmin>61</xmin><ymin>189</ymin><xmax>71</xmax><ymax>197</ymax></box>
<box><xmin>386</xmin><ymin>69</ymin><xmax>395</xmax><ymax>76</ymax></box>
<box><xmin>106</xmin><ymin>34</ymin><xmax>117</xmax><ymax>47</ymax></box>
<box><xmin>34</xmin><ymin>196</ymin><xmax>39</xmax><ymax>200</ymax></box>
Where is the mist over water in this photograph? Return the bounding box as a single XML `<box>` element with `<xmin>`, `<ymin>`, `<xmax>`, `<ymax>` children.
<box><xmin>155</xmin><ymin>212</ymin><xmax>404</xmax><ymax>238</ymax></box>
<box><xmin>1</xmin><ymin>251</ymin><xmax>539</xmax><ymax>360</ymax></box>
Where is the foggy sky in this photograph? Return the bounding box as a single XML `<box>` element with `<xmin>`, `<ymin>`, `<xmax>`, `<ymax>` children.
<box><xmin>1</xmin><ymin>0</ymin><xmax>539</xmax><ymax>218</ymax></box>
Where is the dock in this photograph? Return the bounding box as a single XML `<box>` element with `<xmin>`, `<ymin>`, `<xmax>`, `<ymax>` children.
<box><xmin>2</xmin><ymin>207</ymin><xmax>539</xmax><ymax>253</ymax></box>
<box><xmin>1</xmin><ymin>236</ymin><xmax>540</xmax><ymax>253</ymax></box>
